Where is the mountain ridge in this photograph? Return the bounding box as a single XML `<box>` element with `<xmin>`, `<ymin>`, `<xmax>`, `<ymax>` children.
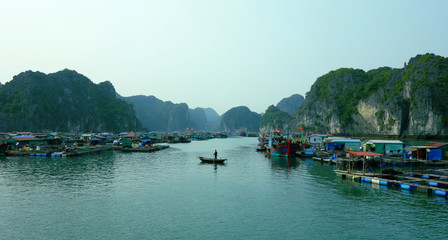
<box><xmin>290</xmin><ymin>53</ymin><xmax>448</xmax><ymax>138</ymax></box>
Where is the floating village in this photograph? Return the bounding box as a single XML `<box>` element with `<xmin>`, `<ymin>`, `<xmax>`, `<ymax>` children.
<box><xmin>257</xmin><ymin>131</ymin><xmax>448</xmax><ymax>199</ymax></box>
<box><xmin>1</xmin><ymin>130</ymin><xmax>448</xmax><ymax>199</ymax></box>
<box><xmin>0</xmin><ymin>130</ymin><xmax>233</xmax><ymax>157</ymax></box>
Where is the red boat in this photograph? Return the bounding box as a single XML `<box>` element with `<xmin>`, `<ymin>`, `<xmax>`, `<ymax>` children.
<box><xmin>268</xmin><ymin>141</ymin><xmax>300</xmax><ymax>157</ymax></box>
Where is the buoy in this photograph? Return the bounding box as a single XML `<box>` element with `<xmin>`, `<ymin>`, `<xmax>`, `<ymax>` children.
<box><xmin>361</xmin><ymin>177</ymin><xmax>372</xmax><ymax>183</ymax></box>
<box><xmin>379</xmin><ymin>180</ymin><xmax>389</xmax><ymax>186</ymax></box>
<box><xmin>401</xmin><ymin>184</ymin><xmax>415</xmax><ymax>190</ymax></box>
<box><xmin>428</xmin><ymin>182</ymin><xmax>439</xmax><ymax>187</ymax></box>
<box><xmin>434</xmin><ymin>190</ymin><xmax>447</xmax><ymax>197</ymax></box>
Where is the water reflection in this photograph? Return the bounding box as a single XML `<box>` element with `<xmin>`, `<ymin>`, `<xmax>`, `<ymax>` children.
<box><xmin>0</xmin><ymin>151</ymin><xmax>116</xmax><ymax>190</ymax></box>
<box><xmin>266</xmin><ymin>155</ymin><xmax>300</xmax><ymax>169</ymax></box>
<box><xmin>200</xmin><ymin>162</ymin><xmax>225</xmax><ymax>171</ymax></box>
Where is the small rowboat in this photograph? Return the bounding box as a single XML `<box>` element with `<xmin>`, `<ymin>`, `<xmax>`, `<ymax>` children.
<box><xmin>198</xmin><ymin>156</ymin><xmax>227</xmax><ymax>163</ymax></box>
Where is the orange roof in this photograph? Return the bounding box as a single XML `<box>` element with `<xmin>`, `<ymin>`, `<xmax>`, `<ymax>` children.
<box><xmin>347</xmin><ymin>151</ymin><xmax>383</xmax><ymax>157</ymax></box>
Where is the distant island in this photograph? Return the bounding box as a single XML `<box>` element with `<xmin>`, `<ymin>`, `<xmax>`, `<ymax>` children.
<box><xmin>0</xmin><ymin>53</ymin><xmax>447</xmax><ymax>138</ymax></box>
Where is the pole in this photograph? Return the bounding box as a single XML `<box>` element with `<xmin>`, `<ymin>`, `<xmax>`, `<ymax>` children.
<box><xmin>363</xmin><ymin>157</ymin><xmax>365</xmax><ymax>175</ymax></box>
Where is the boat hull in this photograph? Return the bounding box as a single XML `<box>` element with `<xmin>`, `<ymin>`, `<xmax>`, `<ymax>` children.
<box><xmin>268</xmin><ymin>142</ymin><xmax>299</xmax><ymax>157</ymax></box>
<box><xmin>198</xmin><ymin>157</ymin><xmax>226</xmax><ymax>163</ymax></box>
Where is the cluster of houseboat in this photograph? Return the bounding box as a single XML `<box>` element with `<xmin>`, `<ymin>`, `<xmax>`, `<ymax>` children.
<box><xmin>258</xmin><ymin>133</ymin><xmax>448</xmax><ymax>161</ymax></box>
<box><xmin>0</xmin><ymin>130</ymin><xmax>230</xmax><ymax>157</ymax></box>
<box><xmin>258</xmin><ymin>133</ymin><xmax>448</xmax><ymax>198</ymax></box>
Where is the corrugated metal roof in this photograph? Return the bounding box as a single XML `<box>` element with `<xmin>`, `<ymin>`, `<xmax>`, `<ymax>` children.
<box><xmin>369</xmin><ymin>140</ymin><xmax>403</xmax><ymax>144</ymax></box>
<box><xmin>408</xmin><ymin>146</ymin><xmax>439</xmax><ymax>149</ymax></box>
<box><xmin>347</xmin><ymin>151</ymin><xmax>383</xmax><ymax>156</ymax></box>
<box><xmin>12</xmin><ymin>137</ymin><xmax>41</xmax><ymax>141</ymax></box>
<box><xmin>424</xmin><ymin>142</ymin><xmax>448</xmax><ymax>147</ymax></box>
<box><xmin>331</xmin><ymin>139</ymin><xmax>361</xmax><ymax>143</ymax></box>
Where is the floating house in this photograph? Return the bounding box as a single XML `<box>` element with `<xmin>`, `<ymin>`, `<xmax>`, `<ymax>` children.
<box><xmin>308</xmin><ymin>134</ymin><xmax>329</xmax><ymax>144</ymax></box>
<box><xmin>406</xmin><ymin>142</ymin><xmax>448</xmax><ymax>160</ymax></box>
<box><xmin>89</xmin><ymin>136</ymin><xmax>105</xmax><ymax>146</ymax></box>
<box><xmin>12</xmin><ymin>136</ymin><xmax>42</xmax><ymax>149</ymax></box>
<box><xmin>46</xmin><ymin>135</ymin><xmax>63</xmax><ymax>145</ymax></box>
<box><xmin>364</xmin><ymin>140</ymin><xmax>404</xmax><ymax>156</ymax></box>
<box><xmin>119</xmin><ymin>138</ymin><xmax>132</xmax><ymax>147</ymax></box>
<box><xmin>326</xmin><ymin>138</ymin><xmax>361</xmax><ymax>151</ymax></box>
<box><xmin>424</xmin><ymin>142</ymin><xmax>448</xmax><ymax>159</ymax></box>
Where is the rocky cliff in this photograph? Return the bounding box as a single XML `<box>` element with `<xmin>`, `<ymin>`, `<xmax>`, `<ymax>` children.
<box><xmin>290</xmin><ymin>53</ymin><xmax>448</xmax><ymax>138</ymax></box>
<box><xmin>276</xmin><ymin>94</ymin><xmax>305</xmax><ymax>115</ymax></box>
<box><xmin>219</xmin><ymin>106</ymin><xmax>261</xmax><ymax>132</ymax></box>
<box><xmin>122</xmin><ymin>95</ymin><xmax>219</xmax><ymax>131</ymax></box>
<box><xmin>0</xmin><ymin>69</ymin><xmax>141</xmax><ymax>132</ymax></box>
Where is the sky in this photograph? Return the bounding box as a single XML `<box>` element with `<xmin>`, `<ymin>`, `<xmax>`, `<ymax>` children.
<box><xmin>1</xmin><ymin>0</ymin><xmax>447</xmax><ymax>115</ymax></box>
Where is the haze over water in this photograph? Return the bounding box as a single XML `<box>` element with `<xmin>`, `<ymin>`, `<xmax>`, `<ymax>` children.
<box><xmin>1</xmin><ymin>137</ymin><xmax>447</xmax><ymax>239</ymax></box>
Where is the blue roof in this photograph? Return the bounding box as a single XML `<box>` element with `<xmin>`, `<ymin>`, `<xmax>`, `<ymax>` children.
<box><xmin>90</xmin><ymin>137</ymin><xmax>100</xmax><ymax>141</ymax></box>
<box><xmin>141</xmin><ymin>139</ymin><xmax>152</xmax><ymax>142</ymax></box>
<box><xmin>331</xmin><ymin>139</ymin><xmax>361</xmax><ymax>143</ymax></box>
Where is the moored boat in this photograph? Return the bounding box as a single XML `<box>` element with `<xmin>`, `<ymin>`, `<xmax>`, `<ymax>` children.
<box><xmin>268</xmin><ymin>141</ymin><xmax>300</xmax><ymax>157</ymax></box>
<box><xmin>198</xmin><ymin>156</ymin><xmax>227</xmax><ymax>163</ymax></box>
<box><xmin>256</xmin><ymin>144</ymin><xmax>267</xmax><ymax>151</ymax></box>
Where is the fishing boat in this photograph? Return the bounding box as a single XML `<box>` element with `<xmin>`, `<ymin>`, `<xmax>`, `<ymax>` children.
<box><xmin>198</xmin><ymin>156</ymin><xmax>227</xmax><ymax>163</ymax></box>
<box><xmin>256</xmin><ymin>144</ymin><xmax>267</xmax><ymax>151</ymax></box>
<box><xmin>267</xmin><ymin>128</ymin><xmax>300</xmax><ymax>157</ymax></box>
<box><xmin>268</xmin><ymin>141</ymin><xmax>300</xmax><ymax>157</ymax></box>
<box><xmin>256</xmin><ymin>137</ymin><xmax>268</xmax><ymax>151</ymax></box>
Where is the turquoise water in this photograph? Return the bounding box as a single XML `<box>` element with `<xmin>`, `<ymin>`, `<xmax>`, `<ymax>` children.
<box><xmin>0</xmin><ymin>137</ymin><xmax>447</xmax><ymax>239</ymax></box>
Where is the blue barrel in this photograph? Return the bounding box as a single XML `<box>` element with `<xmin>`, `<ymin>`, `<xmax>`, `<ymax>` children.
<box><xmin>361</xmin><ymin>177</ymin><xmax>372</xmax><ymax>183</ymax></box>
<box><xmin>401</xmin><ymin>184</ymin><xmax>415</xmax><ymax>190</ymax></box>
<box><xmin>379</xmin><ymin>180</ymin><xmax>389</xmax><ymax>186</ymax></box>
<box><xmin>434</xmin><ymin>190</ymin><xmax>447</xmax><ymax>197</ymax></box>
<box><xmin>428</xmin><ymin>182</ymin><xmax>439</xmax><ymax>187</ymax></box>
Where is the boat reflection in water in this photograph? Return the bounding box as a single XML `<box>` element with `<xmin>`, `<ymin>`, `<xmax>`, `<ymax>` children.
<box><xmin>266</xmin><ymin>154</ymin><xmax>300</xmax><ymax>169</ymax></box>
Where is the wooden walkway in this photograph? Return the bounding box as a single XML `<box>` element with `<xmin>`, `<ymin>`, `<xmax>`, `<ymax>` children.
<box><xmin>335</xmin><ymin>169</ymin><xmax>448</xmax><ymax>198</ymax></box>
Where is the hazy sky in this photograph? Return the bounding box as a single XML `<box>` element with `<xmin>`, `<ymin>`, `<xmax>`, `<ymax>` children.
<box><xmin>1</xmin><ymin>0</ymin><xmax>447</xmax><ymax>115</ymax></box>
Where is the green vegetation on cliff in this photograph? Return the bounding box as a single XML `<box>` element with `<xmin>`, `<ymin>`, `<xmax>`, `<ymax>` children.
<box><xmin>311</xmin><ymin>68</ymin><xmax>372</xmax><ymax>127</ymax></box>
<box><xmin>219</xmin><ymin>106</ymin><xmax>261</xmax><ymax>132</ymax></box>
<box><xmin>276</xmin><ymin>94</ymin><xmax>305</xmax><ymax>115</ymax></box>
<box><xmin>294</xmin><ymin>53</ymin><xmax>448</xmax><ymax>136</ymax></box>
<box><xmin>0</xmin><ymin>69</ymin><xmax>141</xmax><ymax>132</ymax></box>
<box><xmin>260</xmin><ymin>105</ymin><xmax>290</xmax><ymax>128</ymax></box>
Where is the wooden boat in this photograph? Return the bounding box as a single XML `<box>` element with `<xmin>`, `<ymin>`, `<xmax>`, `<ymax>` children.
<box><xmin>268</xmin><ymin>141</ymin><xmax>300</xmax><ymax>157</ymax></box>
<box><xmin>198</xmin><ymin>156</ymin><xmax>227</xmax><ymax>163</ymax></box>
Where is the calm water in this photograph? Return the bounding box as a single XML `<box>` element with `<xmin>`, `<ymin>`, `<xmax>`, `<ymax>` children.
<box><xmin>1</xmin><ymin>137</ymin><xmax>447</xmax><ymax>239</ymax></box>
